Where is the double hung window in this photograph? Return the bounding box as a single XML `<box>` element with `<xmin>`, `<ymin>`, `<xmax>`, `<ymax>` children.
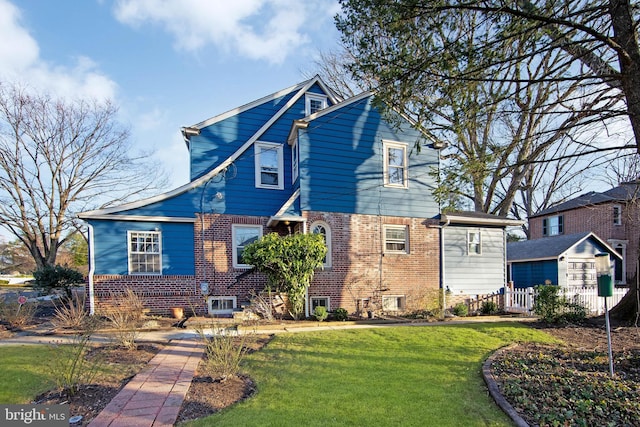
<box><xmin>128</xmin><ymin>231</ymin><xmax>161</xmax><ymax>274</ymax></box>
<box><xmin>255</xmin><ymin>142</ymin><xmax>283</xmax><ymax>189</ymax></box>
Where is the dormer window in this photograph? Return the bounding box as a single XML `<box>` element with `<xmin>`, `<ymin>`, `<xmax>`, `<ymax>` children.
<box><xmin>305</xmin><ymin>93</ymin><xmax>327</xmax><ymax>115</ymax></box>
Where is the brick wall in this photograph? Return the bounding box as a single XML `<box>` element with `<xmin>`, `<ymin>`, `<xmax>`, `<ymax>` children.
<box><xmin>91</xmin><ymin>211</ymin><xmax>442</xmax><ymax>317</ymax></box>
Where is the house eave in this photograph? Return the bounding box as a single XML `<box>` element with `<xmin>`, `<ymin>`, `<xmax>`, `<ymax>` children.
<box><xmin>77</xmin><ymin>214</ymin><xmax>196</xmax><ymax>223</ymax></box>
<box><xmin>441</xmin><ymin>214</ymin><xmax>524</xmax><ymax>227</ymax></box>
<box><xmin>267</xmin><ymin>216</ymin><xmax>306</xmax><ymax>227</ymax></box>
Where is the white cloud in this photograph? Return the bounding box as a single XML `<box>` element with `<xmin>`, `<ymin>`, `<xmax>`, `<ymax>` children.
<box><xmin>113</xmin><ymin>0</ymin><xmax>336</xmax><ymax>64</ymax></box>
<box><xmin>0</xmin><ymin>0</ymin><xmax>117</xmax><ymax>101</ymax></box>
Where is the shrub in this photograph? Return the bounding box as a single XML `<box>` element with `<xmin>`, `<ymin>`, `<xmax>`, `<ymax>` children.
<box><xmin>480</xmin><ymin>301</ymin><xmax>498</xmax><ymax>315</ymax></box>
<box><xmin>100</xmin><ymin>289</ymin><xmax>146</xmax><ymax>350</ymax></box>
<box><xmin>52</xmin><ymin>293</ymin><xmax>89</xmax><ymax>329</ymax></box>
<box><xmin>313</xmin><ymin>306</ymin><xmax>328</xmax><ymax>322</ymax></box>
<box><xmin>452</xmin><ymin>303</ymin><xmax>468</xmax><ymax>317</ymax></box>
<box><xmin>533</xmin><ymin>285</ymin><xmax>587</xmax><ymax>324</ymax></box>
<box><xmin>47</xmin><ymin>330</ymin><xmax>102</xmax><ymax>396</ymax></box>
<box><xmin>0</xmin><ymin>296</ymin><xmax>38</xmax><ymax>328</ymax></box>
<box><xmin>197</xmin><ymin>321</ymin><xmax>250</xmax><ymax>381</ymax></box>
<box><xmin>32</xmin><ymin>265</ymin><xmax>83</xmax><ymax>300</ymax></box>
<box><xmin>332</xmin><ymin>307</ymin><xmax>349</xmax><ymax>321</ymax></box>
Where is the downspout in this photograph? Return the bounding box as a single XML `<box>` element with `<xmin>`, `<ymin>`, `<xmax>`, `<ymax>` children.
<box><xmin>439</xmin><ymin>216</ymin><xmax>450</xmax><ymax>319</ymax></box>
<box><xmin>303</xmin><ymin>220</ymin><xmax>310</xmax><ymax>319</ymax></box>
<box><xmin>87</xmin><ymin>224</ymin><xmax>96</xmax><ymax>315</ymax></box>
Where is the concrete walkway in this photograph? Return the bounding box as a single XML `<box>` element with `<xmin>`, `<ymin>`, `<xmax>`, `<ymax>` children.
<box><xmin>88</xmin><ymin>339</ymin><xmax>204</xmax><ymax>427</ymax></box>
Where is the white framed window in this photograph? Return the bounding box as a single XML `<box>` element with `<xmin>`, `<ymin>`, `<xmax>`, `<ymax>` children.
<box><xmin>542</xmin><ymin>215</ymin><xmax>563</xmax><ymax>236</ymax></box>
<box><xmin>383</xmin><ymin>140</ymin><xmax>408</xmax><ymax>188</ymax></box>
<box><xmin>609</xmin><ymin>240</ymin><xmax>627</xmax><ymax>284</ymax></box>
<box><xmin>382</xmin><ymin>295</ymin><xmax>406</xmax><ymax>312</ymax></box>
<box><xmin>207</xmin><ymin>296</ymin><xmax>237</xmax><ymax>315</ymax></box>
<box><xmin>305</xmin><ymin>93</ymin><xmax>327</xmax><ymax>115</ymax></box>
<box><xmin>292</xmin><ymin>137</ymin><xmax>299</xmax><ymax>183</ymax></box>
<box><xmin>467</xmin><ymin>231</ymin><xmax>482</xmax><ymax>255</ymax></box>
<box><xmin>384</xmin><ymin>225</ymin><xmax>409</xmax><ymax>254</ymax></box>
<box><xmin>311</xmin><ymin>221</ymin><xmax>331</xmax><ymax>268</ymax></box>
<box><xmin>128</xmin><ymin>231</ymin><xmax>162</xmax><ymax>275</ymax></box>
<box><xmin>310</xmin><ymin>297</ymin><xmax>330</xmax><ymax>312</ymax></box>
<box><xmin>613</xmin><ymin>205</ymin><xmax>622</xmax><ymax>225</ymax></box>
<box><xmin>232</xmin><ymin>225</ymin><xmax>262</xmax><ymax>268</ymax></box>
<box><xmin>255</xmin><ymin>141</ymin><xmax>284</xmax><ymax>189</ymax></box>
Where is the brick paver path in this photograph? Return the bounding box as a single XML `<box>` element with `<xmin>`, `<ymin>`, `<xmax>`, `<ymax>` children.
<box><xmin>88</xmin><ymin>339</ymin><xmax>204</xmax><ymax>427</ymax></box>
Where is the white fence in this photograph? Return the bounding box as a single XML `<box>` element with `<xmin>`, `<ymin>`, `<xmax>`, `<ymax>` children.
<box><xmin>504</xmin><ymin>286</ymin><xmax>629</xmax><ymax>316</ymax></box>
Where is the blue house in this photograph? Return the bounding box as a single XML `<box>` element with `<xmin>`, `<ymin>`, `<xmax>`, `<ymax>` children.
<box><xmin>79</xmin><ymin>76</ymin><xmax>448</xmax><ymax>317</ymax></box>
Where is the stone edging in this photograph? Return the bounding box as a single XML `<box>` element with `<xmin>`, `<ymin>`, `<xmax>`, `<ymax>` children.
<box><xmin>482</xmin><ymin>344</ymin><xmax>530</xmax><ymax>427</ymax></box>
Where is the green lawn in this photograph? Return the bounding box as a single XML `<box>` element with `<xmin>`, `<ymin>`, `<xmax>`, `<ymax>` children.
<box><xmin>185</xmin><ymin>322</ymin><xmax>558</xmax><ymax>427</ymax></box>
<box><xmin>0</xmin><ymin>345</ymin><xmax>57</xmax><ymax>403</ymax></box>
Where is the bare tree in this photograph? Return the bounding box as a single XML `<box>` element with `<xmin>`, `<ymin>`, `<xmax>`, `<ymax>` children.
<box><xmin>0</xmin><ymin>82</ymin><xmax>166</xmax><ymax>269</ymax></box>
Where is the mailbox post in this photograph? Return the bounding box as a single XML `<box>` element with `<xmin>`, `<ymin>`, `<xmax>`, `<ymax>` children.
<box><xmin>595</xmin><ymin>253</ymin><xmax>614</xmax><ymax>377</ymax></box>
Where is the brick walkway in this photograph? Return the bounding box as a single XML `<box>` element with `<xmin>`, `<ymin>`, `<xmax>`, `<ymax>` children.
<box><xmin>88</xmin><ymin>339</ymin><xmax>204</xmax><ymax>427</ymax></box>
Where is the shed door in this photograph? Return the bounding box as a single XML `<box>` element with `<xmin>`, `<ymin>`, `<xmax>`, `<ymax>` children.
<box><xmin>567</xmin><ymin>259</ymin><xmax>596</xmax><ymax>288</ymax></box>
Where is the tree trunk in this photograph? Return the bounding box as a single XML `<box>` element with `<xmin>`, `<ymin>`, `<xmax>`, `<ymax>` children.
<box><xmin>609</xmin><ymin>0</ymin><xmax>640</xmax><ymax>154</ymax></box>
<box><xmin>610</xmin><ymin>254</ymin><xmax>639</xmax><ymax>323</ymax></box>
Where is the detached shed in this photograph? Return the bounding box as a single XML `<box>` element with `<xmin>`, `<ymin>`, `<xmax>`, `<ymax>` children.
<box><xmin>507</xmin><ymin>232</ymin><xmax>622</xmax><ymax>289</ymax></box>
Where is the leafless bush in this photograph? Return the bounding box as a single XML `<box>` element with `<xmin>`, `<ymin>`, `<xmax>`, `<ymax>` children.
<box><xmin>100</xmin><ymin>289</ymin><xmax>146</xmax><ymax>350</ymax></box>
<box><xmin>52</xmin><ymin>293</ymin><xmax>89</xmax><ymax>329</ymax></box>
<box><xmin>0</xmin><ymin>296</ymin><xmax>38</xmax><ymax>328</ymax></box>
<box><xmin>196</xmin><ymin>321</ymin><xmax>253</xmax><ymax>381</ymax></box>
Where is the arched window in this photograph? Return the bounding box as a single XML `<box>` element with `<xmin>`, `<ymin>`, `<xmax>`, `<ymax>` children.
<box><xmin>311</xmin><ymin>221</ymin><xmax>331</xmax><ymax>268</ymax></box>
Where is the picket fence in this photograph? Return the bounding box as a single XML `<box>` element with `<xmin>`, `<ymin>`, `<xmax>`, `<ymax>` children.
<box><xmin>504</xmin><ymin>286</ymin><xmax>629</xmax><ymax>315</ymax></box>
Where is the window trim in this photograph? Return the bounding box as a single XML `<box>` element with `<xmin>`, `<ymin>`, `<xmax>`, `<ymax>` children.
<box><xmin>384</xmin><ymin>224</ymin><xmax>409</xmax><ymax>254</ymax></box>
<box><xmin>467</xmin><ymin>231</ymin><xmax>482</xmax><ymax>255</ymax></box>
<box><xmin>127</xmin><ymin>230</ymin><xmax>162</xmax><ymax>275</ymax></box>
<box><xmin>232</xmin><ymin>224</ymin><xmax>263</xmax><ymax>268</ymax></box>
<box><xmin>207</xmin><ymin>296</ymin><xmax>237</xmax><ymax>315</ymax></box>
<box><xmin>310</xmin><ymin>296</ymin><xmax>330</xmax><ymax>312</ymax></box>
<box><xmin>613</xmin><ymin>204</ymin><xmax>622</xmax><ymax>226</ymax></box>
<box><xmin>383</xmin><ymin>140</ymin><xmax>408</xmax><ymax>188</ymax></box>
<box><xmin>254</xmin><ymin>141</ymin><xmax>284</xmax><ymax>190</ymax></box>
<box><xmin>310</xmin><ymin>220</ymin><xmax>332</xmax><ymax>268</ymax></box>
<box><xmin>382</xmin><ymin>295</ymin><xmax>406</xmax><ymax>312</ymax></box>
<box><xmin>292</xmin><ymin>137</ymin><xmax>299</xmax><ymax>184</ymax></box>
<box><xmin>542</xmin><ymin>215</ymin><xmax>564</xmax><ymax>236</ymax></box>
<box><xmin>305</xmin><ymin>93</ymin><xmax>327</xmax><ymax>115</ymax></box>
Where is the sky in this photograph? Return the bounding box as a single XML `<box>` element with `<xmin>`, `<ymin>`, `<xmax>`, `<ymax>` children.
<box><xmin>0</xmin><ymin>0</ymin><xmax>342</xmax><ymax>190</ymax></box>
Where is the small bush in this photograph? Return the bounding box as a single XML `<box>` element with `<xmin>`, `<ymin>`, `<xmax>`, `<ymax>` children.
<box><xmin>0</xmin><ymin>297</ymin><xmax>38</xmax><ymax>328</ymax></box>
<box><xmin>332</xmin><ymin>307</ymin><xmax>349</xmax><ymax>321</ymax></box>
<box><xmin>32</xmin><ymin>265</ymin><xmax>83</xmax><ymax>300</ymax></box>
<box><xmin>533</xmin><ymin>285</ymin><xmax>587</xmax><ymax>324</ymax></box>
<box><xmin>47</xmin><ymin>330</ymin><xmax>102</xmax><ymax>396</ymax></box>
<box><xmin>197</xmin><ymin>322</ymin><xmax>250</xmax><ymax>381</ymax></box>
<box><xmin>100</xmin><ymin>289</ymin><xmax>146</xmax><ymax>350</ymax></box>
<box><xmin>480</xmin><ymin>301</ymin><xmax>498</xmax><ymax>315</ymax></box>
<box><xmin>452</xmin><ymin>303</ymin><xmax>468</xmax><ymax>317</ymax></box>
<box><xmin>52</xmin><ymin>293</ymin><xmax>88</xmax><ymax>329</ymax></box>
<box><xmin>313</xmin><ymin>306</ymin><xmax>328</xmax><ymax>322</ymax></box>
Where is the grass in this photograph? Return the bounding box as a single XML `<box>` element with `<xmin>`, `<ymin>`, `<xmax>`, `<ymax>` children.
<box><xmin>0</xmin><ymin>345</ymin><xmax>57</xmax><ymax>403</ymax></box>
<box><xmin>185</xmin><ymin>322</ymin><xmax>558</xmax><ymax>427</ymax></box>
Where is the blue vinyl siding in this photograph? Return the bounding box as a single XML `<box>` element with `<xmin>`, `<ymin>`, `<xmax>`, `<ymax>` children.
<box><xmin>189</xmin><ymin>90</ymin><xmax>298</xmax><ymax>180</ymax></box>
<box><xmin>510</xmin><ymin>260</ymin><xmax>558</xmax><ymax>288</ymax></box>
<box><xmin>299</xmin><ymin>96</ymin><xmax>439</xmax><ymax>218</ymax></box>
<box><xmin>444</xmin><ymin>226</ymin><xmax>506</xmax><ymax>294</ymax></box>
<box><xmin>91</xmin><ymin>220</ymin><xmax>194</xmax><ymax>275</ymax></box>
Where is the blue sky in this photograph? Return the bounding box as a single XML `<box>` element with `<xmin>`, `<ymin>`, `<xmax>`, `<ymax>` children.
<box><xmin>0</xmin><ymin>0</ymin><xmax>342</xmax><ymax>189</ymax></box>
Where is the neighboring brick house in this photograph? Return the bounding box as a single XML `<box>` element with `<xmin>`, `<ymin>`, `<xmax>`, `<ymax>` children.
<box><xmin>528</xmin><ymin>181</ymin><xmax>640</xmax><ymax>285</ymax></box>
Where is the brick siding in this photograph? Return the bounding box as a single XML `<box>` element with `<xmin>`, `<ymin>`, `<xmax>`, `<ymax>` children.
<box><xmin>91</xmin><ymin>212</ymin><xmax>442</xmax><ymax>316</ymax></box>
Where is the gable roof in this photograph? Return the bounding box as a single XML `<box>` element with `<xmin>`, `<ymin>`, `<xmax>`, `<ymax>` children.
<box><xmin>532</xmin><ymin>181</ymin><xmax>640</xmax><ymax>218</ymax></box>
<box><xmin>507</xmin><ymin>232</ymin><xmax>622</xmax><ymax>262</ymax></box>
<box><xmin>79</xmin><ymin>76</ymin><xmax>337</xmax><ymax>220</ymax></box>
